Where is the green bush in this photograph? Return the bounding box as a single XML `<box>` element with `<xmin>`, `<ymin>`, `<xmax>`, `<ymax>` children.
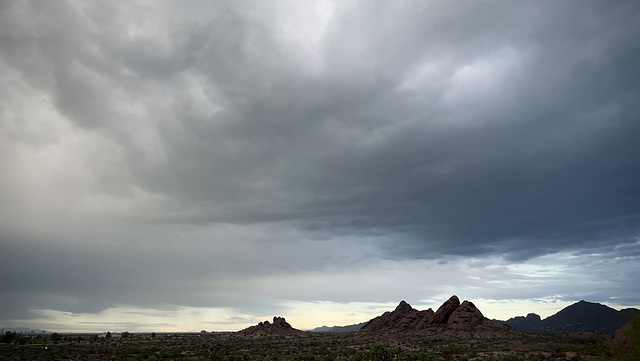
<box><xmin>609</xmin><ymin>315</ymin><xmax>640</xmax><ymax>361</ymax></box>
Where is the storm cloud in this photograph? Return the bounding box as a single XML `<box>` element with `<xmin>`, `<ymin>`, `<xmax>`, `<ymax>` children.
<box><xmin>1</xmin><ymin>0</ymin><xmax>639</xmax><ymax>331</ymax></box>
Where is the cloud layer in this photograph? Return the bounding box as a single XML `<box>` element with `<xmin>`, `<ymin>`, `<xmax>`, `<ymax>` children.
<box><xmin>1</xmin><ymin>0</ymin><xmax>639</xmax><ymax>331</ymax></box>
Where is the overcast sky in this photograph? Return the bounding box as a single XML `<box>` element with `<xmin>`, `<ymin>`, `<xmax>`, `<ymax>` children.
<box><xmin>1</xmin><ymin>0</ymin><xmax>640</xmax><ymax>333</ymax></box>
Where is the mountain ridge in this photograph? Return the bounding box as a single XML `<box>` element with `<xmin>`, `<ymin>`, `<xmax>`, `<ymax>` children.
<box><xmin>237</xmin><ymin>298</ymin><xmax>640</xmax><ymax>337</ymax></box>
<box><xmin>309</xmin><ymin>322</ymin><xmax>367</xmax><ymax>333</ymax></box>
<box><xmin>358</xmin><ymin>295</ymin><xmax>512</xmax><ymax>337</ymax></box>
<box><xmin>505</xmin><ymin>300</ymin><xmax>640</xmax><ymax>334</ymax></box>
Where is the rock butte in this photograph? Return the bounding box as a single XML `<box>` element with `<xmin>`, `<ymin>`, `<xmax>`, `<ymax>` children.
<box><xmin>361</xmin><ymin>295</ymin><xmax>486</xmax><ymax>331</ymax></box>
<box><xmin>239</xmin><ymin>316</ymin><xmax>309</xmax><ymax>337</ymax></box>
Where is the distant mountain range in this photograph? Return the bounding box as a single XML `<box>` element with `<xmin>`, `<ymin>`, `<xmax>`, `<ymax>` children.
<box><xmin>0</xmin><ymin>327</ymin><xmax>49</xmax><ymax>334</ymax></box>
<box><xmin>9</xmin><ymin>299</ymin><xmax>638</xmax><ymax>337</ymax></box>
<box><xmin>310</xmin><ymin>298</ymin><xmax>640</xmax><ymax>335</ymax></box>
<box><xmin>310</xmin><ymin>322</ymin><xmax>366</xmax><ymax>333</ymax></box>
<box><xmin>504</xmin><ymin>300</ymin><xmax>640</xmax><ymax>334</ymax></box>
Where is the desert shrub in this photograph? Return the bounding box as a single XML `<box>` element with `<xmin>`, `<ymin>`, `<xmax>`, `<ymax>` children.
<box><xmin>397</xmin><ymin>350</ymin><xmax>436</xmax><ymax>361</ymax></box>
<box><xmin>525</xmin><ymin>355</ymin><xmax>550</xmax><ymax>361</ymax></box>
<box><xmin>500</xmin><ymin>354</ymin><xmax>525</xmax><ymax>361</ymax></box>
<box><xmin>609</xmin><ymin>315</ymin><xmax>640</xmax><ymax>361</ymax></box>
<box><xmin>440</xmin><ymin>344</ymin><xmax>465</xmax><ymax>357</ymax></box>
<box><xmin>351</xmin><ymin>345</ymin><xmax>393</xmax><ymax>361</ymax></box>
<box><xmin>370</xmin><ymin>345</ymin><xmax>393</xmax><ymax>361</ymax></box>
<box><xmin>0</xmin><ymin>331</ymin><xmax>30</xmax><ymax>344</ymax></box>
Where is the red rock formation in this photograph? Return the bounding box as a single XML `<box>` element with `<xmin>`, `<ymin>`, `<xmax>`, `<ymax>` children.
<box><xmin>429</xmin><ymin>295</ymin><xmax>460</xmax><ymax>325</ymax></box>
<box><xmin>361</xmin><ymin>300</ymin><xmax>436</xmax><ymax>331</ymax></box>
<box><xmin>360</xmin><ymin>295</ymin><xmax>498</xmax><ymax>333</ymax></box>
<box><xmin>415</xmin><ymin>308</ymin><xmax>435</xmax><ymax>328</ymax></box>
<box><xmin>362</xmin><ymin>301</ymin><xmax>416</xmax><ymax>330</ymax></box>
<box><xmin>239</xmin><ymin>316</ymin><xmax>308</xmax><ymax>337</ymax></box>
<box><xmin>447</xmin><ymin>300</ymin><xmax>484</xmax><ymax>330</ymax></box>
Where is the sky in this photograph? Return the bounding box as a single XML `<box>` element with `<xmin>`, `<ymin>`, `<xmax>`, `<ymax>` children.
<box><xmin>1</xmin><ymin>0</ymin><xmax>640</xmax><ymax>333</ymax></box>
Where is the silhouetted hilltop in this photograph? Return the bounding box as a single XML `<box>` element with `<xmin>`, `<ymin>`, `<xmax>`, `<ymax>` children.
<box><xmin>359</xmin><ymin>295</ymin><xmax>510</xmax><ymax>336</ymax></box>
<box><xmin>360</xmin><ymin>300</ymin><xmax>434</xmax><ymax>331</ymax></box>
<box><xmin>505</xmin><ymin>300</ymin><xmax>640</xmax><ymax>334</ymax></box>
<box><xmin>619</xmin><ymin>307</ymin><xmax>640</xmax><ymax>321</ymax></box>
<box><xmin>238</xmin><ymin>317</ymin><xmax>309</xmax><ymax>337</ymax></box>
<box><xmin>309</xmin><ymin>322</ymin><xmax>367</xmax><ymax>333</ymax></box>
<box><xmin>0</xmin><ymin>327</ymin><xmax>49</xmax><ymax>334</ymax></box>
<box><xmin>503</xmin><ymin>313</ymin><xmax>542</xmax><ymax>332</ymax></box>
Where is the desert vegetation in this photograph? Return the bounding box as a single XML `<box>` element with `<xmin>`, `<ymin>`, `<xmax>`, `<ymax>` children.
<box><xmin>0</xmin><ymin>328</ymin><xmax>623</xmax><ymax>361</ymax></box>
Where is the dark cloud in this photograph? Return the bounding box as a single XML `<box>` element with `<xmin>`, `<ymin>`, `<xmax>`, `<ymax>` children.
<box><xmin>1</xmin><ymin>0</ymin><xmax>639</xmax><ymax>328</ymax></box>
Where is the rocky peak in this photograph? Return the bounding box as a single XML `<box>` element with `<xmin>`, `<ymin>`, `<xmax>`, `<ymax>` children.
<box><xmin>239</xmin><ymin>316</ymin><xmax>305</xmax><ymax>337</ymax></box>
<box><xmin>447</xmin><ymin>300</ymin><xmax>484</xmax><ymax>330</ymax></box>
<box><xmin>272</xmin><ymin>316</ymin><xmax>291</xmax><ymax>328</ymax></box>
<box><xmin>415</xmin><ymin>308</ymin><xmax>435</xmax><ymax>329</ymax></box>
<box><xmin>358</xmin><ymin>295</ymin><xmax>503</xmax><ymax>333</ymax></box>
<box><xmin>360</xmin><ymin>300</ymin><xmax>423</xmax><ymax>331</ymax></box>
<box><xmin>395</xmin><ymin>300</ymin><xmax>414</xmax><ymax>313</ymax></box>
<box><xmin>430</xmin><ymin>295</ymin><xmax>460</xmax><ymax>325</ymax></box>
<box><xmin>526</xmin><ymin>313</ymin><xmax>541</xmax><ymax>322</ymax></box>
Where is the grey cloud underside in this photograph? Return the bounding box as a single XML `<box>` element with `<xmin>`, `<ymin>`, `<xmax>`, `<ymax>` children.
<box><xmin>0</xmin><ymin>229</ymin><xmax>326</xmax><ymax>318</ymax></box>
<box><xmin>2</xmin><ymin>0</ymin><xmax>640</xmax><ymax>259</ymax></box>
<box><xmin>1</xmin><ymin>0</ymin><xmax>640</xmax><ymax>321</ymax></box>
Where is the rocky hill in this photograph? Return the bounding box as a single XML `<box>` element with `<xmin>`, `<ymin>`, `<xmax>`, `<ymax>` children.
<box><xmin>360</xmin><ymin>300</ymin><xmax>434</xmax><ymax>331</ymax></box>
<box><xmin>619</xmin><ymin>307</ymin><xmax>640</xmax><ymax>321</ymax></box>
<box><xmin>504</xmin><ymin>313</ymin><xmax>542</xmax><ymax>332</ymax></box>
<box><xmin>238</xmin><ymin>317</ymin><xmax>309</xmax><ymax>337</ymax></box>
<box><xmin>360</xmin><ymin>295</ymin><xmax>510</xmax><ymax>336</ymax></box>
<box><xmin>505</xmin><ymin>300</ymin><xmax>640</xmax><ymax>334</ymax></box>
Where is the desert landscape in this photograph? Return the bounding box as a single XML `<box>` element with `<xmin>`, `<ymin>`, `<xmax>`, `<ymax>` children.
<box><xmin>2</xmin><ymin>295</ymin><xmax>638</xmax><ymax>360</ymax></box>
<box><xmin>2</xmin><ymin>1</ymin><xmax>639</xmax><ymax>361</ymax></box>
